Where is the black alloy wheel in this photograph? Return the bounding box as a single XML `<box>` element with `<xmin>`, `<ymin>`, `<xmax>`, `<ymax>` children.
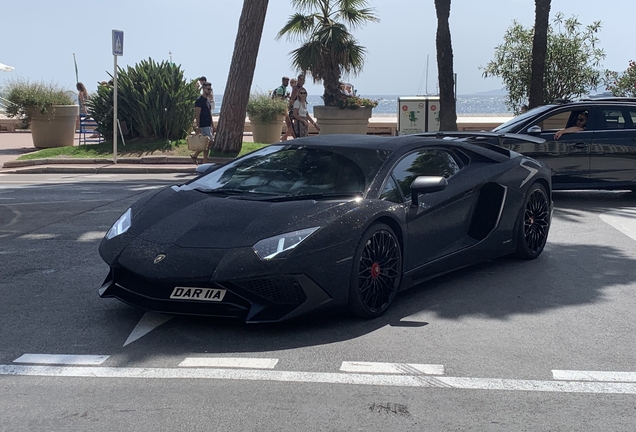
<box><xmin>515</xmin><ymin>183</ymin><xmax>550</xmax><ymax>259</ymax></box>
<box><xmin>349</xmin><ymin>223</ymin><xmax>402</xmax><ymax>318</ymax></box>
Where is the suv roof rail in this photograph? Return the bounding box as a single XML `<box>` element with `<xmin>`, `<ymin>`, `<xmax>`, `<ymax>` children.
<box><xmin>578</xmin><ymin>96</ymin><xmax>636</xmax><ymax>102</ymax></box>
<box><xmin>552</xmin><ymin>98</ymin><xmax>571</xmax><ymax>104</ymax></box>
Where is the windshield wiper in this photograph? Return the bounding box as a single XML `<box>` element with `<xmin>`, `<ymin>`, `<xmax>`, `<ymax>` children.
<box><xmin>262</xmin><ymin>192</ymin><xmax>363</xmax><ymax>202</ymax></box>
<box><xmin>193</xmin><ymin>188</ymin><xmax>249</xmax><ymax>195</ymax></box>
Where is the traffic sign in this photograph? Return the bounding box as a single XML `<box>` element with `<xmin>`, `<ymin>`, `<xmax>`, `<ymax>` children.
<box><xmin>112</xmin><ymin>30</ymin><xmax>124</xmax><ymax>56</ymax></box>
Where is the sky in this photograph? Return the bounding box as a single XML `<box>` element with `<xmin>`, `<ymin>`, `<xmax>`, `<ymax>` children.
<box><xmin>1</xmin><ymin>0</ymin><xmax>633</xmax><ymax>98</ymax></box>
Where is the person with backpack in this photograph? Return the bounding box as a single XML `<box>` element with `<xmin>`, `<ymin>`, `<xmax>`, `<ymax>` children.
<box><xmin>272</xmin><ymin>76</ymin><xmax>290</xmax><ymax>99</ymax></box>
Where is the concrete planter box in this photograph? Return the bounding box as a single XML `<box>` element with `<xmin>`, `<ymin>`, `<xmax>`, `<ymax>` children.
<box><xmin>313</xmin><ymin>105</ymin><xmax>372</xmax><ymax>135</ymax></box>
<box><xmin>249</xmin><ymin>116</ymin><xmax>284</xmax><ymax>144</ymax></box>
<box><xmin>30</xmin><ymin>105</ymin><xmax>80</xmax><ymax>148</ymax></box>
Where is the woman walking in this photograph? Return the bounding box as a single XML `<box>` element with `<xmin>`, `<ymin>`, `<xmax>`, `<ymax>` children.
<box><xmin>291</xmin><ymin>88</ymin><xmax>319</xmax><ymax>138</ymax></box>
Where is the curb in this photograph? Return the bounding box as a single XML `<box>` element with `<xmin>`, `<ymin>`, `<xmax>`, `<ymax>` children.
<box><xmin>0</xmin><ymin>165</ymin><xmax>199</xmax><ymax>174</ymax></box>
<box><xmin>1</xmin><ymin>156</ymin><xmax>234</xmax><ymax>174</ymax></box>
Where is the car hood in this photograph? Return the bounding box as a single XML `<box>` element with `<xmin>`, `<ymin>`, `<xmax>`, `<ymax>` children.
<box><xmin>127</xmin><ymin>186</ymin><xmax>358</xmax><ymax>248</ymax></box>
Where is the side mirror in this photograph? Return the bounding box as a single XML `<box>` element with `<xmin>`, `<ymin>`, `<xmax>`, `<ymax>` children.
<box><xmin>195</xmin><ymin>163</ymin><xmax>218</xmax><ymax>176</ymax></box>
<box><xmin>410</xmin><ymin>176</ymin><xmax>448</xmax><ymax>207</ymax></box>
<box><xmin>526</xmin><ymin>125</ymin><xmax>542</xmax><ymax>135</ymax></box>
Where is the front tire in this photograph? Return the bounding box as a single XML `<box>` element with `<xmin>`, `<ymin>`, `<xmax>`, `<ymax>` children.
<box><xmin>514</xmin><ymin>183</ymin><xmax>550</xmax><ymax>259</ymax></box>
<box><xmin>349</xmin><ymin>223</ymin><xmax>402</xmax><ymax>318</ymax></box>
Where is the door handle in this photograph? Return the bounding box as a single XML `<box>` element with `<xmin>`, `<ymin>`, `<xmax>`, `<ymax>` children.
<box><xmin>573</xmin><ymin>142</ymin><xmax>587</xmax><ymax>149</ymax></box>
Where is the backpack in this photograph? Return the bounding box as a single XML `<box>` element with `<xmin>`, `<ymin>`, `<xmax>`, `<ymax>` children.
<box><xmin>271</xmin><ymin>85</ymin><xmax>285</xmax><ymax>99</ymax></box>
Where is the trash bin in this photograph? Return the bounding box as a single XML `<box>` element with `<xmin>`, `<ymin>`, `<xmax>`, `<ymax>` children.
<box><xmin>397</xmin><ymin>96</ymin><xmax>440</xmax><ymax>135</ymax></box>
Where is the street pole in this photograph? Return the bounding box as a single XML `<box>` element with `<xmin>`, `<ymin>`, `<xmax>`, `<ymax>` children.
<box><xmin>113</xmin><ymin>55</ymin><xmax>118</xmax><ymax>164</ymax></box>
<box><xmin>111</xmin><ymin>29</ymin><xmax>124</xmax><ymax>164</ymax></box>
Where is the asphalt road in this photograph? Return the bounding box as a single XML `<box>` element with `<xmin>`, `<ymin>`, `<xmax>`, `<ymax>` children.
<box><xmin>1</xmin><ymin>173</ymin><xmax>636</xmax><ymax>431</ymax></box>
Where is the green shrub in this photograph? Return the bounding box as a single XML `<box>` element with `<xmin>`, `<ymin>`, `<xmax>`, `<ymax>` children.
<box><xmin>88</xmin><ymin>58</ymin><xmax>199</xmax><ymax>140</ymax></box>
<box><xmin>3</xmin><ymin>78</ymin><xmax>74</xmax><ymax>126</ymax></box>
<box><xmin>246</xmin><ymin>92</ymin><xmax>288</xmax><ymax>122</ymax></box>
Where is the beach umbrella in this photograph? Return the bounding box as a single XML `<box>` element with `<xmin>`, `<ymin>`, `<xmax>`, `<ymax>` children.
<box><xmin>0</xmin><ymin>62</ymin><xmax>14</xmax><ymax>72</ymax></box>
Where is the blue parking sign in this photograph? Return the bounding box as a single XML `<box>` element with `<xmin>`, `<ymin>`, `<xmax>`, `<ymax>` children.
<box><xmin>112</xmin><ymin>30</ymin><xmax>124</xmax><ymax>56</ymax></box>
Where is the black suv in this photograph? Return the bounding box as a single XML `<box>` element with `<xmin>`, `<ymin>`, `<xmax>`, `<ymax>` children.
<box><xmin>493</xmin><ymin>98</ymin><xmax>636</xmax><ymax>190</ymax></box>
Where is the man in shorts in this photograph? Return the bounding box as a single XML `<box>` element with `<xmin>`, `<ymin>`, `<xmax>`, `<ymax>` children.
<box><xmin>191</xmin><ymin>82</ymin><xmax>214</xmax><ymax>163</ymax></box>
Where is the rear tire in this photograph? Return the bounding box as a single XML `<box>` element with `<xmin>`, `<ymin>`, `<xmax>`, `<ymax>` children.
<box><xmin>514</xmin><ymin>183</ymin><xmax>550</xmax><ymax>259</ymax></box>
<box><xmin>348</xmin><ymin>223</ymin><xmax>402</xmax><ymax>318</ymax></box>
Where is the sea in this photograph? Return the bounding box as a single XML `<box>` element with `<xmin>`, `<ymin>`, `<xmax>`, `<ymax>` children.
<box><xmin>214</xmin><ymin>94</ymin><xmax>512</xmax><ymax>116</ymax></box>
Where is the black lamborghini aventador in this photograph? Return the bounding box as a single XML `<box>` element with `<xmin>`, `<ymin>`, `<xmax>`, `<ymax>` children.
<box><xmin>99</xmin><ymin>133</ymin><xmax>552</xmax><ymax>322</ymax></box>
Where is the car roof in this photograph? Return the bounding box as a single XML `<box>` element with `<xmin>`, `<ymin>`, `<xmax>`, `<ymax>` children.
<box><xmin>551</xmin><ymin>98</ymin><xmax>636</xmax><ymax>107</ymax></box>
<box><xmin>288</xmin><ymin>132</ymin><xmax>541</xmax><ymax>152</ymax></box>
<box><xmin>285</xmin><ymin>132</ymin><xmax>544</xmax><ymax>162</ymax></box>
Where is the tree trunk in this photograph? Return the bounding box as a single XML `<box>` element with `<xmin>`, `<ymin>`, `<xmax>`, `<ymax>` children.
<box><xmin>213</xmin><ymin>0</ymin><xmax>269</xmax><ymax>154</ymax></box>
<box><xmin>528</xmin><ymin>0</ymin><xmax>551</xmax><ymax>108</ymax></box>
<box><xmin>434</xmin><ymin>0</ymin><xmax>457</xmax><ymax>131</ymax></box>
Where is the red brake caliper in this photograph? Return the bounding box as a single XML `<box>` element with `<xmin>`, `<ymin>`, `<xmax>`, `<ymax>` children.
<box><xmin>371</xmin><ymin>262</ymin><xmax>381</xmax><ymax>279</ymax></box>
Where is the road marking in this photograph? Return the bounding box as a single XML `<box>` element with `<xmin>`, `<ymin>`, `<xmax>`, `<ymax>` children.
<box><xmin>179</xmin><ymin>358</ymin><xmax>279</xmax><ymax>369</ymax></box>
<box><xmin>77</xmin><ymin>231</ymin><xmax>105</xmax><ymax>242</ymax></box>
<box><xmin>600</xmin><ymin>208</ymin><xmax>636</xmax><ymax>242</ymax></box>
<box><xmin>18</xmin><ymin>233</ymin><xmax>59</xmax><ymax>240</ymax></box>
<box><xmin>13</xmin><ymin>354</ymin><xmax>109</xmax><ymax>366</ymax></box>
<box><xmin>3</xmin><ymin>365</ymin><xmax>636</xmax><ymax>394</ymax></box>
<box><xmin>553</xmin><ymin>370</ymin><xmax>636</xmax><ymax>382</ymax></box>
<box><xmin>341</xmin><ymin>361</ymin><xmax>443</xmax><ymax>375</ymax></box>
<box><xmin>124</xmin><ymin>312</ymin><xmax>173</xmax><ymax>347</ymax></box>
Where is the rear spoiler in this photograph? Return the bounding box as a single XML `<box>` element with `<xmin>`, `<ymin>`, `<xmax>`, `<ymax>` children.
<box><xmin>414</xmin><ymin>132</ymin><xmax>545</xmax><ymax>157</ymax></box>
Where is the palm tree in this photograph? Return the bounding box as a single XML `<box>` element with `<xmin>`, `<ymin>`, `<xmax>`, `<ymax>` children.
<box><xmin>214</xmin><ymin>0</ymin><xmax>269</xmax><ymax>154</ymax></box>
<box><xmin>434</xmin><ymin>0</ymin><xmax>457</xmax><ymax>131</ymax></box>
<box><xmin>276</xmin><ymin>0</ymin><xmax>378</xmax><ymax>107</ymax></box>
<box><xmin>528</xmin><ymin>0</ymin><xmax>551</xmax><ymax>108</ymax></box>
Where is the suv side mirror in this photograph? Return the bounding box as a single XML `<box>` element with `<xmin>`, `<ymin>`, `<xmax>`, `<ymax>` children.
<box><xmin>526</xmin><ymin>125</ymin><xmax>542</xmax><ymax>135</ymax></box>
<box><xmin>410</xmin><ymin>176</ymin><xmax>448</xmax><ymax>207</ymax></box>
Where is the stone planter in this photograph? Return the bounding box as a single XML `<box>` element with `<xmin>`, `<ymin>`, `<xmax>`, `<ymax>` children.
<box><xmin>30</xmin><ymin>105</ymin><xmax>80</xmax><ymax>148</ymax></box>
<box><xmin>313</xmin><ymin>105</ymin><xmax>372</xmax><ymax>135</ymax></box>
<box><xmin>250</xmin><ymin>116</ymin><xmax>284</xmax><ymax>144</ymax></box>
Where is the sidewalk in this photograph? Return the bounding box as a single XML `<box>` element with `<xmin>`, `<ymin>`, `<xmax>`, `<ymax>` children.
<box><xmin>0</xmin><ymin>131</ymin><xmax>243</xmax><ymax>174</ymax></box>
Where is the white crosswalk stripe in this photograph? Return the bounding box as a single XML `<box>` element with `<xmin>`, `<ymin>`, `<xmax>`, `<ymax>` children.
<box><xmin>553</xmin><ymin>370</ymin><xmax>636</xmax><ymax>382</ymax></box>
<box><xmin>3</xmin><ymin>365</ymin><xmax>636</xmax><ymax>394</ymax></box>
<box><xmin>179</xmin><ymin>357</ymin><xmax>279</xmax><ymax>369</ymax></box>
<box><xmin>340</xmin><ymin>361</ymin><xmax>444</xmax><ymax>375</ymax></box>
<box><xmin>13</xmin><ymin>354</ymin><xmax>109</xmax><ymax>366</ymax></box>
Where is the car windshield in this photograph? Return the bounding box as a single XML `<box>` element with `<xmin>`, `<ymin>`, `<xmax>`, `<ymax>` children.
<box><xmin>492</xmin><ymin>105</ymin><xmax>554</xmax><ymax>132</ymax></box>
<box><xmin>183</xmin><ymin>145</ymin><xmax>391</xmax><ymax>198</ymax></box>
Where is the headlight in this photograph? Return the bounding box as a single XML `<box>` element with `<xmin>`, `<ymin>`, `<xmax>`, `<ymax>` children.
<box><xmin>106</xmin><ymin>208</ymin><xmax>132</xmax><ymax>239</ymax></box>
<box><xmin>252</xmin><ymin>227</ymin><xmax>320</xmax><ymax>260</ymax></box>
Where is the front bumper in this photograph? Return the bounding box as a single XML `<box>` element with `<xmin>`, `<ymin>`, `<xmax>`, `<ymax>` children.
<box><xmin>99</xmin><ymin>267</ymin><xmax>333</xmax><ymax>323</ymax></box>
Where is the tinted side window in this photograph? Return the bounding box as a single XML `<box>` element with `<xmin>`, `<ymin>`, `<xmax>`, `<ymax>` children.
<box><xmin>629</xmin><ymin>110</ymin><xmax>636</xmax><ymax>129</ymax></box>
<box><xmin>391</xmin><ymin>150</ymin><xmax>460</xmax><ymax>200</ymax></box>
<box><xmin>534</xmin><ymin>111</ymin><xmax>573</xmax><ymax>131</ymax></box>
<box><xmin>599</xmin><ymin>109</ymin><xmax>627</xmax><ymax>129</ymax></box>
<box><xmin>380</xmin><ymin>177</ymin><xmax>403</xmax><ymax>203</ymax></box>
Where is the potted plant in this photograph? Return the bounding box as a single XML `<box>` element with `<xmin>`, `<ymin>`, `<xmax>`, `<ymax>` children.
<box><xmin>277</xmin><ymin>0</ymin><xmax>379</xmax><ymax>135</ymax></box>
<box><xmin>246</xmin><ymin>92</ymin><xmax>288</xmax><ymax>144</ymax></box>
<box><xmin>4</xmin><ymin>78</ymin><xmax>78</xmax><ymax>148</ymax></box>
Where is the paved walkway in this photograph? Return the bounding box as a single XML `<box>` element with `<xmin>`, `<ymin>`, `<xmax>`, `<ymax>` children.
<box><xmin>0</xmin><ymin>131</ymin><xmax>242</xmax><ymax>174</ymax></box>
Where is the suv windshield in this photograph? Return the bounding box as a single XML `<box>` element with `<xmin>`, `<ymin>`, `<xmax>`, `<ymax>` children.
<box><xmin>492</xmin><ymin>105</ymin><xmax>554</xmax><ymax>132</ymax></box>
<box><xmin>183</xmin><ymin>145</ymin><xmax>391</xmax><ymax>198</ymax></box>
